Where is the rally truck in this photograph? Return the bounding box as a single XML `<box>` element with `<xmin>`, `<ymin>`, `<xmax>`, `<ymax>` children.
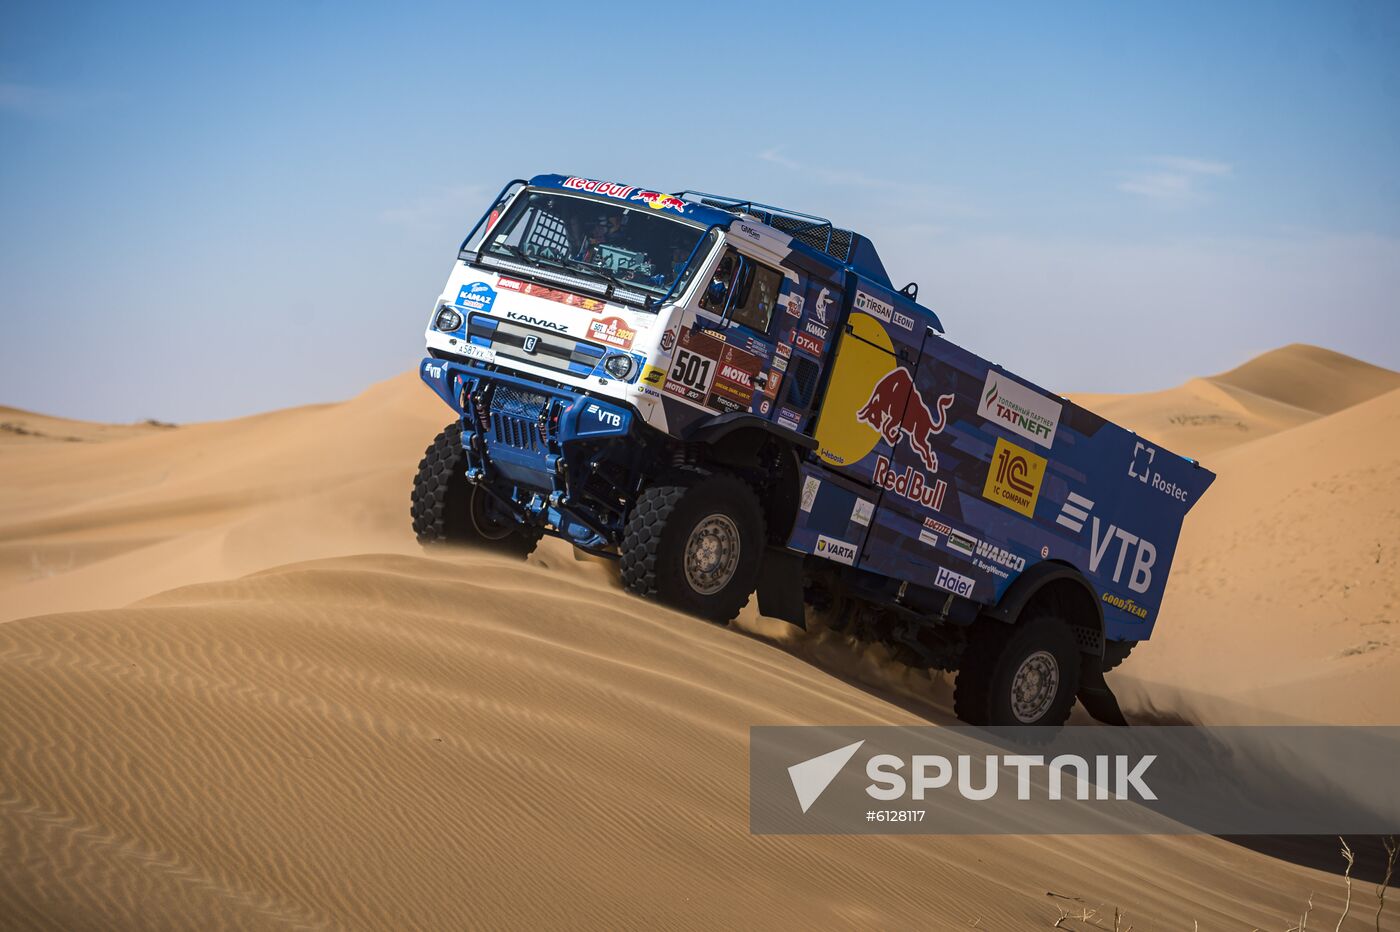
<box><xmin>412</xmin><ymin>174</ymin><xmax>1215</xmax><ymax>726</ymax></box>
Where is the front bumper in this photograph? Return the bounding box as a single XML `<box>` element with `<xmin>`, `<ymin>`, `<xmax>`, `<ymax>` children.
<box><xmin>419</xmin><ymin>357</ymin><xmax>642</xmax><ymax>552</ymax></box>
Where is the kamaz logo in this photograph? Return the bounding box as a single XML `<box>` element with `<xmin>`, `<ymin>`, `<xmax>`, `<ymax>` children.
<box><xmin>507</xmin><ymin>312</ymin><xmax>568</xmax><ymax>333</ymax></box>
<box><xmin>522</xmin><ymin>335</ymin><xmax>540</xmax><ymax>353</ymax></box>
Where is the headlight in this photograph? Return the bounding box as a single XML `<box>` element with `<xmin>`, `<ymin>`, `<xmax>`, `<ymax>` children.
<box><xmin>602</xmin><ymin>353</ymin><xmax>636</xmax><ymax>381</ymax></box>
<box><xmin>434</xmin><ymin>305</ymin><xmax>463</xmax><ymax>332</ymax></box>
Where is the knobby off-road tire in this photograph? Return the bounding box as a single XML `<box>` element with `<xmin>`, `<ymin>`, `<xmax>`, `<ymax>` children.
<box><xmin>1101</xmin><ymin>639</ymin><xmax>1136</xmax><ymax>672</ymax></box>
<box><xmin>620</xmin><ymin>471</ymin><xmax>764</xmax><ymax>624</ymax></box>
<box><xmin>410</xmin><ymin>422</ymin><xmax>539</xmax><ymax>559</ymax></box>
<box><xmin>953</xmin><ymin>613</ymin><xmax>1083</xmax><ymax>727</ymax></box>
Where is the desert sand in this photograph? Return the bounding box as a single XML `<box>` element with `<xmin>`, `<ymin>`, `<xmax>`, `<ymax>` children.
<box><xmin>2</xmin><ymin>344</ymin><xmax>1397</xmax><ymax>929</ymax></box>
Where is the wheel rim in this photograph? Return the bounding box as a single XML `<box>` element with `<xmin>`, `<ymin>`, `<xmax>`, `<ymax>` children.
<box><xmin>683</xmin><ymin>513</ymin><xmax>741</xmax><ymax>596</ymax></box>
<box><xmin>1010</xmin><ymin>649</ymin><xmax>1060</xmax><ymax>723</ymax></box>
<box><xmin>469</xmin><ymin>487</ymin><xmax>516</xmax><ymax>541</ymax></box>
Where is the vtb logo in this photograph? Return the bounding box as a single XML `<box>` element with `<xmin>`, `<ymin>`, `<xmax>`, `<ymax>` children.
<box><xmin>856</xmin><ymin>367</ymin><xmax>955</xmax><ymax>473</ymax></box>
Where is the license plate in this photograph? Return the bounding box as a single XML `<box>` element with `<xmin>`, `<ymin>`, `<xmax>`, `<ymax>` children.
<box><xmin>461</xmin><ymin>343</ymin><xmax>496</xmax><ymax>363</ymax></box>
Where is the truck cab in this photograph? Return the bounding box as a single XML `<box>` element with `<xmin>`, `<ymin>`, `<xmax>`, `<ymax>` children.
<box><xmin>415</xmin><ymin>173</ymin><xmax>1215</xmax><ymax>727</ymax></box>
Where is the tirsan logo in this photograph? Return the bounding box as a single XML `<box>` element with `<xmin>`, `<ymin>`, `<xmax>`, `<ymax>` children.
<box><xmin>506</xmin><ymin>312</ymin><xmax>568</xmax><ymax>333</ymax></box>
<box><xmin>856</xmin><ymin>367</ymin><xmax>955</xmax><ymax>473</ymax></box>
<box><xmin>815</xmin><ymin>534</ymin><xmax>858</xmax><ymax>565</ymax></box>
<box><xmin>981</xmin><ymin>437</ymin><xmax>1046</xmax><ymax>518</ymax></box>
<box><xmin>1055</xmin><ymin>495</ymin><xmax>1158</xmax><ymax>594</ymax></box>
<box><xmin>977</xmin><ymin>371</ymin><xmax>1061</xmax><ymax>449</ymax></box>
<box><xmin>854</xmin><ymin>289</ymin><xmax>893</xmax><ymax>323</ymax></box>
<box><xmin>1129</xmin><ymin>442</ymin><xmax>1190</xmax><ymax>504</ymax></box>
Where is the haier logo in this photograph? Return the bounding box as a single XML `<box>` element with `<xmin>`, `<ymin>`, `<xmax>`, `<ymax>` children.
<box><xmin>1128</xmin><ymin>442</ymin><xmax>1190</xmax><ymax>504</ymax></box>
<box><xmin>934</xmin><ymin>566</ymin><xmax>976</xmax><ymax>597</ymax></box>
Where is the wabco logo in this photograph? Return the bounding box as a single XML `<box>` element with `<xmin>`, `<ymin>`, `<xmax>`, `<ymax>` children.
<box><xmin>977</xmin><ymin>371</ymin><xmax>1061</xmax><ymax>449</ymax></box>
<box><xmin>1129</xmin><ymin>442</ymin><xmax>1190</xmax><ymax>504</ymax></box>
<box><xmin>1055</xmin><ymin>495</ymin><xmax>1158</xmax><ymax>594</ymax></box>
<box><xmin>856</xmin><ymin>367</ymin><xmax>955</xmax><ymax>473</ymax></box>
<box><xmin>507</xmin><ymin>312</ymin><xmax>568</xmax><ymax>333</ymax></box>
<box><xmin>815</xmin><ymin>534</ymin><xmax>858</xmax><ymax>565</ymax></box>
<box><xmin>981</xmin><ymin>437</ymin><xmax>1046</xmax><ymax>518</ymax></box>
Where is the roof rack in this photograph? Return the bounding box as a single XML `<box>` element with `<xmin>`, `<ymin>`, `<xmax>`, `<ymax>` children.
<box><xmin>674</xmin><ymin>190</ymin><xmax>856</xmax><ymax>266</ymax></box>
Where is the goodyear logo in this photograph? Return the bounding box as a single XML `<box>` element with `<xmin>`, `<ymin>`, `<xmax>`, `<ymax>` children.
<box><xmin>981</xmin><ymin>437</ymin><xmax>1046</xmax><ymax>518</ymax></box>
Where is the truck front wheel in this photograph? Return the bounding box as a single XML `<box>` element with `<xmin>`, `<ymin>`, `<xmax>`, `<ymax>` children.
<box><xmin>953</xmin><ymin>613</ymin><xmax>1082</xmax><ymax>727</ymax></box>
<box><xmin>410</xmin><ymin>422</ymin><xmax>539</xmax><ymax>558</ymax></box>
<box><xmin>620</xmin><ymin>472</ymin><xmax>764</xmax><ymax>624</ymax></box>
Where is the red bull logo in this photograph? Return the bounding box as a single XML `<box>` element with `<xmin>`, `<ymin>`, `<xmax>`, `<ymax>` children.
<box><xmin>630</xmin><ymin>190</ymin><xmax>687</xmax><ymax>213</ymax></box>
<box><xmin>856</xmin><ymin>367</ymin><xmax>955</xmax><ymax>472</ymax></box>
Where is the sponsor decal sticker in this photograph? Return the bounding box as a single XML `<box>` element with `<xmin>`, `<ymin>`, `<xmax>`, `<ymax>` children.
<box><xmin>794</xmin><ymin>330</ymin><xmax>824</xmax><ymax>357</ymax></box>
<box><xmin>947</xmin><ymin>531</ymin><xmax>977</xmax><ymax>556</ymax></box>
<box><xmin>1056</xmin><ymin>492</ymin><xmax>1095</xmax><ymax>533</ymax></box>
<box><xmin>815</xmin><ymin>534</ymin><xmax>858</xmax><ymax>565</ymax></box>
<box><xmin>974</xmin><ymin>541</ymin><xmax>1026</xmax><ymax>573</ymax></box>
<box><xmin>506</xmin><ymin>310</ymin><xmax>569</xmax><ymax>333</ymax></box>
<box><xmin>873</xmin><ymin>454</ymin><xmax>947</xmax><ymax>510</ymax></box>
<box><xmin>856</xmin><ymin>367</ymin><xmax>955</xmax><ymax>472</ymax></box>
<box><xmin>800</xmin><ymin>476</ymin><xmax>820</xmax><ymax>513</ymax></box>
<box><xmin>1129</xmin><ymin>441</ymin><xmax>1190</xmax><ymax>504</ymax></box>
<box><xmin>934</xmin><ymin>566</ymin><xmax>976</xmax><ymax>598</ymax></box>
<box><xmin>775</xmin><ymin>342</ymin><xmax>791</xmax><ymax>359</ymax></box>
<box><xmin>497</xmin><ymin>276</ymin><xmax>605</xmax><ymax>312</ymax></box>
<box><xmin>660</xmin><ymin>328</ymin><xmax>677</xmax><ymax>352</ymax></box>
<box><xmin>561</xmin><ymin>176</ymin><xmax>636</xmax><ymax>199</ymax></box>
<box><xmin>640</xmin><ymin>365</ymin><xmax>667</xmax><ymax>388</ymax></box>
<box><xmin>456</xmin><ymin>281</ymin><xmax>497</xmax><ymax>313</ymax></box>
<box><xmin>803</xmin><ymin>320</ymin><xmax>829</xmax><ymax>342</ymax></box>
<box><xmin>892</xmin><ymin>309</ymin><xmax>915</xmax><ymax>330</ymax></box>
<box><xmin>786</xmin><ymin>292</ymin><xmax>805</xmax><ymax>318</ymax></box>
<box><xmin>1102</xmin><ymin>590</ymin><xmax>1150</xmax><ymax>620</ymax></box>
<box><xmin>777</xmin><ymin>407</ymin><xmax>803</xmax><ymax>431</ymax></box>
<box><xmin>854</xmin><ymin>289</ymin><xmax>893</xmax><ymax>323</ymax></box>
<box><xmin>587</xmin><ymin>315</ymin><xmax>637</xmax><ymax>349</ymax></box>
<box><xmin>663</xmin><ymin>328</ymin><xmax>764</xmax><ymax>413</ymax></box>
<box><xmin>630</xmin><ymin>190</ymin><xmax>688</xmax><ymax>213</ymax></box>
<box><xmin>977</xmin><ymin>371</ymin><xmax>1061</xmax><ymax>449</ymax></box>
<box><xmin>918</xmin><ymin>528</ymin><xmax>940</xmax><ymax>548</ymax></box>
<box><xmin>813</xmin><ymin>287</ymin><xmax>836</xmax><ymax>325</ymax></box>
<box><xmin>1056</xmin><ymin>495</ymin><xmax>1159</xmax><ymax>594</ymax></box>
<box><xmin>981</xmin><ymin>437</ymin><xmax>1047</xmax><ymax>518</ymax></box>
<box><xmin>851</xmin><ymin>498</ymin><xmax>875</xmax><ymax>526</ymax></box>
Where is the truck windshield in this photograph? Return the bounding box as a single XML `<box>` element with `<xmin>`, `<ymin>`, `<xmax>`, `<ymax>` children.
<box><xmin>480</xmin><ymin>190</ymin><xmax>710</xmax><ymax>307</ymax></box>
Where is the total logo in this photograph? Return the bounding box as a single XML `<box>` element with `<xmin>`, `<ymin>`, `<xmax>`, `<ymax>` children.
<box><xmin>815</xmin><ymin>534</ymin><xmax>858</xmax><ymax>566</ymax></box>
<box><xmin>856</xmin><ymin>367</ymin><xmax>955</xmax><ymax>473</ymax></box>
<box><xmin>1128</xmin><ymin>442</ymin><xmax>1190</xmax><ymax>504</ymax></box>
<box><xmin>1054</xmin><ymin>495</ymin><xmax>1158</xmax><ymax>594</ymax></box>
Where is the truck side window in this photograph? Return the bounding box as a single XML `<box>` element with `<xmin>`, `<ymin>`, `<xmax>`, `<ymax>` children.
<box><xmin>730</xmin><ymin>262</ymin><xmax>783</xmax><ymax>333</ymax></box>
<box><xmin>700</xmin><ymin>250</ymin><xmax>739</xmax><ymax>313</ymax></box>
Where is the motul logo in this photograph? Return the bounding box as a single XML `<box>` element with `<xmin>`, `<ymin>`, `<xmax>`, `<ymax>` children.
<box><xmin>719</xmin><ymin>364</ymin><xmax>753</xmax><ymax>387</ymax></box>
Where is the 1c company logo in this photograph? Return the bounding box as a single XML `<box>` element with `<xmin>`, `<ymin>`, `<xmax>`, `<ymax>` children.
<box><xmin>981</xmin><ymin>437</ymin><xmax>1046</xmax><ymax>518</ymax></box>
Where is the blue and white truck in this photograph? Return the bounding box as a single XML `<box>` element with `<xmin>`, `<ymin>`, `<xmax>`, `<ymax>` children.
<box><xmin>413</xmin><ymin>174</ymin><xmax>1215</xmax><ymax>726</ymax></box>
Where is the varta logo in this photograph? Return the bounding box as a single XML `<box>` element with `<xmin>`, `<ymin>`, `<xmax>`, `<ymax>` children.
<box><xmin>507</xmin><ymin>312</ymin><xmax>568</xmax><ymax>333</ymax></box>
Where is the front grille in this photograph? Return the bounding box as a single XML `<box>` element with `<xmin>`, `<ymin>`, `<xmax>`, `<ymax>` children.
<box><xmin>468</xmin><ymin>314</ymin><xmax>605</xmax><ymax>378</ymax></box>
<box><xmin>489</xmin><ymin>386</ymin><xmax>549</xmax><ymax>452</ymax></box>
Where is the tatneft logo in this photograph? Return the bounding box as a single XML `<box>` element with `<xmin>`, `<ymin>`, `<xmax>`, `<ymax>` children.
<box><xmin>1128</xmin><ymin>441</ymin><xmax>1190</xmax><ymax>504</ymax></box>
<box><xmin>976</xmin><ymin>371</ymin><xmax>1061</xmax><ymax>449</ymax></box>
<box><xmin>1054</xmin><ymin>494</ymin><xmax>1158</xmax><ymax>594</ymax></box>
<box><xmin>787</xmin><ymin>741</ymin><xmax>1157</xmax><ymax>813</ymax></box>
<box><xmin>815</xmin><ymin>534</ymin><xmax>858</xmax><ymax>565</ymax></box>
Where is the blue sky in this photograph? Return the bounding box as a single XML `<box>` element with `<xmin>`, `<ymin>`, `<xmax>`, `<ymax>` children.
<box><xmin>2</xmin><ymin>0</ymin><xmax>1398</xmax><ymax>422</ymax></box>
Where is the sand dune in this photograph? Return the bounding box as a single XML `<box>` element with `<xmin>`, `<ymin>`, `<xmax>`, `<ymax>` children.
<box><xmin>0</xmin><ymin>554</ymin><xmax>1365</xmax><ymax>930</ymax></box>
<box><xmin>2</xmin><ymin>344</ymin><xmax>1397</xmax><ymax>928</ymax></box>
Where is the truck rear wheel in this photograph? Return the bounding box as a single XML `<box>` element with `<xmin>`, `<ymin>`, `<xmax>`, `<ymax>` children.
<box><xmin>410</xmin><ymin>422</ymin><xmax>538</xmax><ymax>558</ymax></box>
<box><xmin>1101</xmin><ymin>639</ymin><xmax>1136</xmax><ymax>672</ymax></box>
<box><xmin>953</xmin><ymin>614</ymin><xmax>1082</xmax><ymax>727</ymax></box>
<box><xmin>620</xmin><ymin>472</ymin><xmax>764</xmax><ymax>624</ymax></box>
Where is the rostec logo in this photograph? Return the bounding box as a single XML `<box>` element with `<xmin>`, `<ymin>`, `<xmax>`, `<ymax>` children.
<box><xmin>977</xmin><ymin>371</ymin><xmax>1061</xmax><ymax>449</ymax></box>
<box><xmin>1055</xmin><ymin>495</ymin><xmax>1158</xmax><ymax>594</ymax></box>
<box><xmin>981</xmin><ymin>437</ymin><xmax>1047</xmax><ymax>518</ymax></box>
<box><xmin>1129</xmin><ymin>441</ymin><xmax>1190</xmax><ymax>504</ymax></box>
<box><xmin>934</xmin><ymin>566</ymin><xmax>976</xmax><ymax>597</ymax></box>
<box><xmin>815</xmin><ymin>534</ymin><xmax>858</xmax><ymax>565</ymax></box>
<box><xmin>856</xmin><ymin>367</ymin><xmax>955</xmax><ymax>473</ymax></box>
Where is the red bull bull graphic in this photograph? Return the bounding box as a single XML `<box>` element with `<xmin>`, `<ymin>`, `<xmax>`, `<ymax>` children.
<box><xmin>856</xmin><ymin>367</ymin><xmax>955</xmax><ymax>473</ymax></box>
<box><xmin>630</xmin><ymin>190</ymin><xmax>687</xmax><ymax>213</ymax></box>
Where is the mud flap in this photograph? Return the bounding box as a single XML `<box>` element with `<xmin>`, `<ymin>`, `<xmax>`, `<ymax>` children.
<box><xmin>1077</xmin><ymin>657</ymin><xmax>1128</xmax><ymax>726</ymax></box>
<box><xmin>756</xmin><ymin>547</ymin><xmax>806</xmax><ymax>629</ymax></box>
